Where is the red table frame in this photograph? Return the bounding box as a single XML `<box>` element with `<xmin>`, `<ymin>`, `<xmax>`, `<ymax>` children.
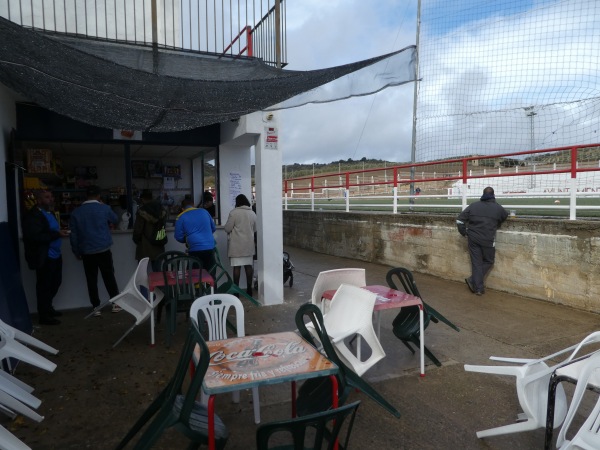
<box><xmin>322</xmin><ymin>285</ymin><xmax>425</xmax><ymax>377</ymax></box>
<box><xmin>202</xmin><ymin>331</ymin><xmax>339</xmax><ymax>450</ymax></box>
<box><xmin>147</xmin><ymin>269</ymin><xmax>214</xmax><ymax>346</ymax></box>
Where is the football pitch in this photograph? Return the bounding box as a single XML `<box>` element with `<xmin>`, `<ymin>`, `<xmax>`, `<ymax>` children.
<box><xmin>283</xmin><ymin>196</ymin><xmax>600</xmax><ymax>218</ymax></box>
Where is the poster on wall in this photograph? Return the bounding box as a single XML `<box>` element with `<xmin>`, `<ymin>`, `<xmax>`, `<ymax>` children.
<box><xmin>229</xmin><ymin>172</ymin><xmax>242</xmax><ymax>207</ymax></box>
<box><xmin>264</xmin><ymin>126</ymin><xmax>278</xmax><ymax>150</ymax></box>
<box><xmin>163</xmin><ymin>177</ymin><xmax>176</xmax><ymax>190</ymax></box>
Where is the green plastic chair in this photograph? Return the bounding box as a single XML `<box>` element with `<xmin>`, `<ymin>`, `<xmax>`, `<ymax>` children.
<box><xmin>256</xmin><ymin>401</ymin><xmax>361</xmax><ymax>450</ymax></box>
<box><xmin>153</xmin><ymin>250</ymin><xmax>187</xmax><ymax>324</ymax></box>
<box><xmin>164</xmin><ymin>256</ymin><xmax>207</xmax><ymax>346</ymax></box>
<box><xmin>115</xmin><ymin>321</ymin><xmax>229</xmax><ymax>450</ymax></box>
<box><xmin>294</xmin><ymin>303</ymin><xmax>400</xmax><ymax>419</ymax></box>
<box><xmin>386</xmin><ymin>267</ymin><xmax>460</xmax><ymax>367</ymax></box>
<box><xmin>210</xmin><ymin>246</ymin><xmax>260</xmax><ymax>307</ymax></box>
<box><xmin>386</xmin><ymin>267</ymin><xmax>460</xmax><ymax>332</ymax></box>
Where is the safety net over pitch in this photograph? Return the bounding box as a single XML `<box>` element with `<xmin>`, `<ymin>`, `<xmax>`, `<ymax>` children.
<box><xmin>0</xmin><ymin>17</ymin><xmax>416</xmax><ymax>132</ymax></box>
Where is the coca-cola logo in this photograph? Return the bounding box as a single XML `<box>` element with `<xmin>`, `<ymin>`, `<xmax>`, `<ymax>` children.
<box><xmin>204</xmin><ymin>333</ymin><xmax>323</xmax><ymax>386</ymax></box>
<box><xmin>211</xmin><ymin>341</ymin><xmax>306</xmax><ymax>365</ymax></box>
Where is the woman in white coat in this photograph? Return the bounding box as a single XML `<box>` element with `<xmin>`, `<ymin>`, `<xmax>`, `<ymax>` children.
<box><xmin>224</xmin><ymin>194</ymin><xmax>257</xmax><ymax>296</ymax></box>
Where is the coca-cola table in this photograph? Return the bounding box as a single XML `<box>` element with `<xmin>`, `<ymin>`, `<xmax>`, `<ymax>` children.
<box><xmin>203</xmin><ymin>331</ymin><xmax>339</xmax><ymax>450</ymax></box>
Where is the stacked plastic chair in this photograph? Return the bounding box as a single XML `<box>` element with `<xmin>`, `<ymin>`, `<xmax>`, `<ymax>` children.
<box><xmin>317</xmin><ymin>284</ymin><xmax>386</xmax><ymax>376</ymax></box>
<box><xmin>464</xmin><ymin>331</ymin><xmax>600</xmax><ymax>439</ymax></box>
<box><xmin>556</xmin><ymin>351</ymin><xmax>600</xmax><ymax>449</ymax></box>
<box><xmin>0</xmin><ymin>318</ymin><xmax>59</xmax><ymax>449</ymax></box>
<box><xmin>311</xmin><ymin>268</ymin><xmax>366</xmax><ymax>314</ymax></box>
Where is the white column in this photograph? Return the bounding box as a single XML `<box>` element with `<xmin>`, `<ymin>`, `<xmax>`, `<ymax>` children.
<box><xmin>220</xmin><ymin>112</ymin><xmax>283</xmax><ymax>305</ymax></box>
<box><xmin>255</xmin><ymin>115</ymin><xmax>284</xmax><ymax>305</ymax></box>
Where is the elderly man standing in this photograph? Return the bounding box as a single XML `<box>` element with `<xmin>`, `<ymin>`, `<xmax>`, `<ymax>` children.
<box><xmin>456</xmin><ymin>186</ymin><xmax>508</xmax><ymax>296</ymax></box>
<box><xmin>22</xmin><ymin>190</ymin><xmax>70</xmax><ymax>325</ymax></box>
<box><xmin>69</xmin><ymin>185</ymin><xmax>121</xmax><ymax>315</ymax></box>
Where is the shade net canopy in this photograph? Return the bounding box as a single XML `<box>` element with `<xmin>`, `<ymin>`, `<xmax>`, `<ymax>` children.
<box><xmin>0</xmin><ymin>17</ymin><xmax>416</xmax><ymax>132</ymax></box>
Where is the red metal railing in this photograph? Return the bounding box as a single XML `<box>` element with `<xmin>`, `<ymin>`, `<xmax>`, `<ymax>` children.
<box><xmin>283</xmin><ymin>144</ymin><xmax>599</xmax><ymax>194</ymax></box>
<box><xmin>221</xmin><ymin>26</ymin><xmax>253</xmax><ymax>57</ymax></box>
<box><xmin>282</xmin><ymin>143</ymin><xmax>600</xmax><ymax>220</ymax></box>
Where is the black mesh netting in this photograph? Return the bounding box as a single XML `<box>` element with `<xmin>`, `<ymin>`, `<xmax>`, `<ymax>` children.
<box><xmin>0</xmin><ymin>17</ymin><xmax>416</xmax><ymax>132</ymax></box>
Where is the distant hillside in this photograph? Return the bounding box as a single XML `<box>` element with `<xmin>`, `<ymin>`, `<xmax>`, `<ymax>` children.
<box><xmin>280</xmin><ymin>146</ymin><xmax>600</xmax><ymax>179</ymax></box>
<box><xmin>282</xmin><ymin>157</ymin><xmax>407</xmax><ymax>179</ymax></box>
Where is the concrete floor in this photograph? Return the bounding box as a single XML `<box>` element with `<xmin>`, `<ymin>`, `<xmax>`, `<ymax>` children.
<box><xmin>5</xmin><ymin>246</ymin><xmax>600</xmax><ymax>449</ymax></box>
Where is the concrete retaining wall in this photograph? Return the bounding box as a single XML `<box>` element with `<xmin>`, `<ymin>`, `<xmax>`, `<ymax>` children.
<box><xmin>283</xmin><ymin>211</ymin><xmax>600</xmax><ymax>313</ymax></box>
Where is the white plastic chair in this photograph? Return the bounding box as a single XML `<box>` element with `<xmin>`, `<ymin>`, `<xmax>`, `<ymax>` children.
<box><xmin>0</xmin><ymin>373</ymin><xmax>40</xmax><ymax>410</ymax></box>
<box><xmin>86</xmin><ymin>258</ymin><xmax>164</xmax><ymax>347</ymax></box>
<box><xmin>189</xmin><ymin>294</ymin><xmax>261</xmax><ymax>424</ymax></box>
<box><xmin>0</xmin><ymin>424</ymin><xmax>31</xmax><ymax>450</ymax></box>
<box><xmin>321</xmin><ymin>284</ymin><xmax>386</xmax><ymax>376</ymax></box>
<box><xmin>0</xmin><ymin>371</ymin><xmax>34</xmax><ymax>396</ymax></box>
<box><xmin>556</xmin><ymin>352</ymin><xmax>600</xmax><ymax>449</ymax></box>
<box><xmin>0</xmin><ymin>328</ymin><xmax>57</xmax><ymax>373</ymax></box>
<box><xmin>0</xmin><ymin>389</ymin><xmax>43</xmax><ymax>422</ymax></box>
<box><xmin>0</xmin><ymin>319</ymin><xmax>58</xmax><ymax>356</ymax></box>
<box><xmin>311</xmin><ymin>268</ymin><xmax>366</xmax><ymax>314</ymax></box>
<box><xmin>464</xmin><ymin>331</ymin><xmax>600</xmax><ymax>438</ymax></box>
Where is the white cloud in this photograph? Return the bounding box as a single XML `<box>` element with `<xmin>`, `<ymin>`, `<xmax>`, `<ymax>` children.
<box><xmin>279</xmin><ymin>0</ymin><xmax>416</xmax><ymax>164</ymax></box>
<box><xmin>417</xmin><ymin>0</ymin><xmax>600</xmax><ymax>160</ymax></box>
<box><xmin>280</xmin><ymin>0</ymin><xmax>600</xmax><ymax>165</ymax></box>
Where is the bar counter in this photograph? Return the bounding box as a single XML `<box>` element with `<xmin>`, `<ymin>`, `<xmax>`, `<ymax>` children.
<box><xmin>19</xmin><ymin>227</ymin><xmax>229</xmax><ymax>313</ymax></box>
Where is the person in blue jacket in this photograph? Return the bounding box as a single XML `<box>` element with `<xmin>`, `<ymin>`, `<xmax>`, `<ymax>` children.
<box><xmin>69</xmin><ymin>185</ymin><xmax>121</xmax><ymax>315</ymax></box>
<box><xmin>174</xmin><ymin>197</ymin><xmax>216</xmax><ymax>271</ymax></box>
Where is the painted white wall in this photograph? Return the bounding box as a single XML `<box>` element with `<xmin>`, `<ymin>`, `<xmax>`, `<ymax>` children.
<box><xmin>0</xmin><ymin>83</ymin><xmax>18</xmax><ymax>222</ymax></box>
<box><xmin>218</xmin><ymin>138</ymin><xmax>254</xmax><ymax>293</ymax></box>
<box><xmin>220</xmin><ymin>112</ymin><xmax>284</xmax><ymax>305</ymax></box>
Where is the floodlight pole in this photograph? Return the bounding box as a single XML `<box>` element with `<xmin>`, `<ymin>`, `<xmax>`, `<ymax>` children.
<box><xmin>526</xmin><ymin>106</ymin><xmax>537</xmax><ymax>188</ymax></box>
<box><xmin>151</xmin><ymin>0</ymin><xmax>158</xmax><ymax>74</ymax></box>
<box><xmin>409</xmin><ymin>0</ymin><xmax>422</xmax><ymax>205</ymax></box>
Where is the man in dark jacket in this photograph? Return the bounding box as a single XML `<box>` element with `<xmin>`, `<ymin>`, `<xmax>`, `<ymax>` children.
<box><xmin>456</xmin><ymin>186</ymin><xmax>508</xmax><ymax>296</ymax></box>
<box><xmin>22</xmin><ymin>190</ymin><xmax>70</xmax><ymax>325</ymax></box>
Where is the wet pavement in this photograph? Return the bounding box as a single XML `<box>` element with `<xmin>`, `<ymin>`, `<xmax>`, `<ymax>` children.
<box><xmin>6</xmin><ymin>246</ymin><xmax>600</xmax><ymax>449</ymax></box>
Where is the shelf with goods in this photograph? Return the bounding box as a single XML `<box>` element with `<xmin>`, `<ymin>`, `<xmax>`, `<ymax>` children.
<box><xmin>133</xmin><ymin>172</ymin><xmax>191</xmax><ymax>224</ymax></box>
<box><xmin>21</xmin><ymin>149</ymin><xmax>104</xmax><ymax>227</ymax></box>
<box><xmin>21</xmin><ymin>182</ymin><xmax>84</xmax><ymax>228</ymax></box>
<box><xmin>54</xmin><ymin>189</ymin><xmax>87</xmax><ymax>227</ymax></box>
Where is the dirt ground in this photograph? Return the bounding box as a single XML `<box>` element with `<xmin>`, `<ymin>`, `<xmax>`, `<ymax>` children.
<box><xmin>4</xmin><ymin>246</ymin><xmax>599</xmax><ymax>449</ymax></box>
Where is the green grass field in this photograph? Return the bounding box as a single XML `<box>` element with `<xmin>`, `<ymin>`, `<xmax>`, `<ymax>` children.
<box><xmin>283</xmin><ymin>196</ymin><xmax>600</xmax><ymax>218</ymax></box>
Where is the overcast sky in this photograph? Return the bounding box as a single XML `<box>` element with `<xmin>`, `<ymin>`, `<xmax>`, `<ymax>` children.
<box><xmin>277</xmin><ymin>0</ymin><xmax>600</xmax><ymax>166</ymax></box>
<box><xmin>279</xmin><ymin>0</ymin><xmax>417</xmax><ymax>165</ymax></box>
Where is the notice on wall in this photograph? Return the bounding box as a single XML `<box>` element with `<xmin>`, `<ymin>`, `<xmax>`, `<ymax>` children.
<box><xmin>264</xmin><ymin>126</ymin><xmax>278</xmax><ymax>150</ymax></box>
<box><xmin>163</xmin><ymin>176</ymin><xmax>176</xmax><ymax>190</ymax></box>
<box><xmin>229</xmin><ymin>172</ymin><xmax>242</xmax><ymax>207</ymax></box>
